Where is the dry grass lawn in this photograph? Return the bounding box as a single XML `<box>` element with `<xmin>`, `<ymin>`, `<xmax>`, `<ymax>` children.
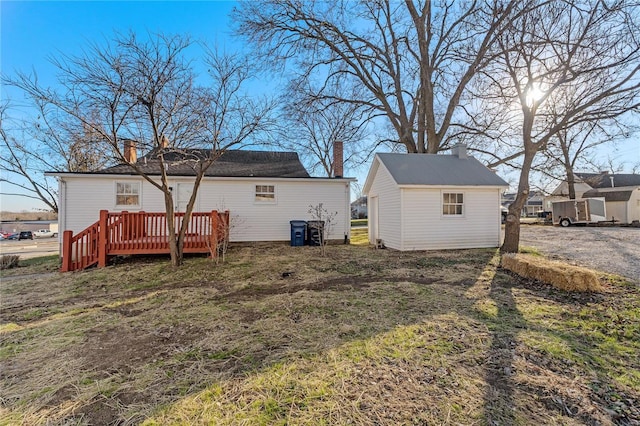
<box><xmin>1</xmin><ymin>234</ymin><xmax>639</xmax><ymax>425</ymax></box>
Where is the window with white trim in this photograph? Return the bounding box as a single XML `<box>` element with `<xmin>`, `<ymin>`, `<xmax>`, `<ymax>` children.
<box><xmin>116</xmin><ymin>182</ymin><xmax>141</xmax><ymax>207</ymax></box>
<box><xmin>255</xmin><ymin>185</ymin><xmax>276</xmax><ymax>203</ymax></box>
<box><xmin>442</xmin><ymin>192</ymin><xmax>464</xmax><ymax>216</ymax></box>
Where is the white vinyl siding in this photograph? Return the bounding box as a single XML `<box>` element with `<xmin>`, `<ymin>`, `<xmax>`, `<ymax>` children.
<box><xmin>606</xmin><ymin>201</ymin><xmax>627</xmax><ymax>224</ymax></box>
<box><xmin>631</xmin><ymin>189</ymin><xmax>640</xmax><ymax>222</ymax></box>
<box><xmin>197</xmin><ymin>180</ymin><xmax>349</xmax><ymax>242</ymax></box>
<box><xmin>58</xmin><ymin>176</ymin><xmax>351</xmax><ymax>243</ymax></box>
<box><xmin>175</xmin><ymin>182</ymin><xmax>197</xmax><ymax>212</ymax></box>
<box><xmin>401</xmin><ymin>188</ymin><xmax>502</xmax><ymax>250</ymax></box>
<box><xmin>601</xmin><ymin>188</ymin><xmax>640</xmax><ymax>224</ymax></box>
<box><xmin>366</xmin><ymin>163</ymin><xmax>401</xmax><ymax>249</ymax></box>
<box><xmin>62</xmin><ymin>178</ymin><xmax>160</xmax><ymax>233</ymax></box>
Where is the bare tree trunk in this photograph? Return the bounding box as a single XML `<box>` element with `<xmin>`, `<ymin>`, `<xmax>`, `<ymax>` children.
<box><xmin>566</xmin><ymin>168</ymin><xmax>576</xmax><ymax>200</ymax></box>
<box><xmin>164</xmin><ymin>191</ymin><xmax>182</xmax><ymax>267</ymax></box>
<box><xmin>501</xmin><ymin>150</ymin><xmax>535</xmax><ymax>253</ymax></box>
<box><xmin>402</xmin><ymin>132</ymin><xmax>418</xmax><ymax>153</ymax></box>
<box><xmin>173</xmin><ymin>171</ymin><xmax>207</xmax><ymax>267</ymax></box>
<box><xmin>555</xmin><ymin>129</ymin><xmax>577</xmax><ymax>200</ymax></box>
<box><xmin>561</xmin><ymin>138</ymin><xmax>577</xmax><ymax>200</ymax></box>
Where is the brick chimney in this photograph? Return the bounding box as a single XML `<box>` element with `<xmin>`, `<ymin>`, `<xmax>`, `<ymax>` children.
<box><xmin>333</xmin><ymin>141</ymin><xmax>343</xmax><ymax>178</ymax></box>
<box><xmin>160</xmin><ymin>135</ymin><xmax>169</xmax><ymax>148</ymax></box>
<box><xmin>123</xmin><ymin>140</ymin><xmax>137</xmax><ymax>163</ymax></box>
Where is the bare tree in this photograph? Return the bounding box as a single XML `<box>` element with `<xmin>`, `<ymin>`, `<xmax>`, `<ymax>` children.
<box><xmin>542</xmin><ymin>121</ymin><xmax>630</xmax><ymax>199</ymax></box>
<box><xmin>478</xmin><ymin>0</ymin><xmax>640</xmax><ymax>253</ymax></box>
<box><xmin>0</xmin><ymin>101</ymin><xmax>110</xmax><ymax>212</ymax></box>
<box><xmin>233</xmin><ymin>0</ymin><xmax>527</xmax><ymax>154</ymax></box>
<box><xmin>307</xmin><ymin>203</ymin><xmax>337</xmax><ymax>257</ymax></box>
<box><xmin>5</xmin><ymin>32</ymin><xmax>275</xmax><ymax>266</ymax></box>
<box><xmin>275</xmin><ymin>78</ymin><xmax>371</xmax><ymax>177</ymax></box>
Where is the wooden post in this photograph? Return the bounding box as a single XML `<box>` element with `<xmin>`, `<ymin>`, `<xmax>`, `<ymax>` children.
<box><xmin>98</xmin><ymin>210</ymin><xmax>108</xmax><ymax>268</ymax></box>
<box><xmin>61</xmin><ymin>230</ymin><xmax>73</xmax><ymax>272</ymax></box>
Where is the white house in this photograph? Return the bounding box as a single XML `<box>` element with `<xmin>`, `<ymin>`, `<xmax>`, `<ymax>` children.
<box><xmin>351</xmin><ymin>196</ymin><xmax>367</xmax><ymax>219</ymax></box>
<box><xmin>47</xmin><ymin>146</ymin><xmax>354</xmax><ymax>243</ymax></box>
<box><xmin>545</xmin><ymin>172</ymin><xmax>640</xmax><ymax>224</ymax></box>
<box><xmin>363</xmin><ymin>145</ymin><xmax>508</xmax><ymax>251</ymax></box>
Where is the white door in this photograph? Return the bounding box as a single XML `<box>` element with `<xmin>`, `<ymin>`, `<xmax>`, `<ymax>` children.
<box><xmin>176</xmin><ymin>183</ymin><xmax>195</xmax><ymax>212</ymax></box>
<box><xmin>369</xmin><ymin>196</ymin><xmax>379</xmax><ymax>243</ymax></box>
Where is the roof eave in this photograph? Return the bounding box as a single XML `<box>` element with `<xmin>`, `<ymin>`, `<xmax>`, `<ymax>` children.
<box><xmin>45</xmin><ymin>171</ymin><xmax>356</xmax><ymax>182</ymax></box>
<box><xmin>397</xmin><ymin>184</ymin><xmax>509</xmax><ymax>189</ymax></box>
<box><xmin>362</xmin><ymin>154</ymin><xmax>381</xmax><ymax>195</ymax></box>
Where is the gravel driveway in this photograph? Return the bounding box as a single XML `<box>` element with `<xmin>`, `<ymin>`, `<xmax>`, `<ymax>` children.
<box><xmin>516</xmin><ymin>225</ymin><xmax>640</xmax><ymax>282</ymax></box>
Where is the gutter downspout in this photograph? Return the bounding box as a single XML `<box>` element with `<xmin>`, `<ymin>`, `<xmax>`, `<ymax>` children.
<box><xmin>58</xmin><ymin>178</ymin><xmax>66</xmax><ymax>253</ymax></box>
<box><xmin>345</xmin><ymin>181</ymin><xmax>351</xmax><ymax>243</ymax></box>
<box><xmin>498</xmin><ymin>189</ymin><xmax>503</xmax><ymax>247</ymax></box>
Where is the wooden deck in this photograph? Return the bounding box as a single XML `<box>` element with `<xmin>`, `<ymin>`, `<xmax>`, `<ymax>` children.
<box><xmin>61</xmin><ymin>210</ymin><xmax>229</xmax><ymax>272</ymax></box>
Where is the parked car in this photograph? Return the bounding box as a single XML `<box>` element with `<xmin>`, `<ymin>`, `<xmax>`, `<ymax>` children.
<box><xmin>18</xmin><ymin>231</ymin><xmax>33</xmax><ymax>240</ymax></box>
<box><xmin>34</xmin><ymin>229</ymin><xmax>57</xmax><ymax>238</ymax></box>
<box><xmin>7</xmin><ymin>233</ymin><xmax>20</xmax><ymax>240</ymax></box>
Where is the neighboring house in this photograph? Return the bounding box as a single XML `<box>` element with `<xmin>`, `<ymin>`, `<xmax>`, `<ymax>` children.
<box><xmin>522</xmin><ymin>191</ymin><xmax>545</xmax><ymax>217</ymax></box>
<box><xmin>363</xmin><ymin>145</ymin><xmax>508</xmax><ymax>251</ymax></box>
<box><xmin>501</xmin><ymin>191</ymin><xmax>546</xmax><ymax>217</ymax></box>
<box><xmin>47</xmin><ymin>145</ymin><xmax>354</xmax><ymax>243</ymax></box>
<box><xmin>546</xmin><ymin>172</ymin><xmax>640</xmax><ymax>224</ymax></box>
<box><xmin>351</xmin><ymin>196</ymin><xmax>367</xmax><ymax>219</ymax></box>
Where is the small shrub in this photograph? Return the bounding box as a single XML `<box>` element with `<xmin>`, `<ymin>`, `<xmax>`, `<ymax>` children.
<box><xmin>502</xmin><ymin>253</ymin><xmax>603</xmax><ymax>292</ymax></box>
<box><xmin>308</xmin><ymin>203</ymin><xmax>337</xmax><ymax>257</ymax></box>
<box><xmin>1</xmin><ymin>254</ymin><xmax>20</xmax><ymax>270</ymax></box>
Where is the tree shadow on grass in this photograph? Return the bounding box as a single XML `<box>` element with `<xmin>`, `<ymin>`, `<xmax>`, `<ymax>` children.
<box><xmin>483</xmin><ymin>273</ymin><xmax>527</xmax><ymax>425</ymax></box>
<box><xmin>480</xmin><ymin>270</ymin><xmax>639</xmax><ymax>425</ymax></box>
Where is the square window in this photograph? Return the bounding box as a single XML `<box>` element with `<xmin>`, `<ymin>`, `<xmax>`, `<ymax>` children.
<box><xmin>442</xmin><ymin>192</ymin><xmax>464</xmax><ymax>216</ymax></box>
<box><xmin>255</xmin><ymin>185</ymin><xmax>275</xmax><ymax>203</ymax></box>
<box><xmin>116</xmin><ymin>182</ymin><xmax>140</xmax><ymax>207</ymax></box>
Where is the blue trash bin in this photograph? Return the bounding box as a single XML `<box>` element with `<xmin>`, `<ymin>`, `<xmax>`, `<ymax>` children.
<box><xmin>290</xmin><ymin>220</ymin><xmax>307</xmax><ymax>246</ymax></box>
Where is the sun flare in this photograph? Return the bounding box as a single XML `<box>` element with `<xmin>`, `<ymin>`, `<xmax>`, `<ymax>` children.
<box><xmin>526</xmin><ymin>85</ymin><xmax>545</xmax><ymax>105</ymax></box>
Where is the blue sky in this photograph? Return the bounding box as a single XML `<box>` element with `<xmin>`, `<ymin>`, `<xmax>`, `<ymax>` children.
<box><xmin>1</xmin><ymin>1</ymin><xmax>639</xmax><ymax>212</ymax></box>
<box><xmin>1</xmin><ymin>1</ymin><xmax>244</xmax><ymax>211</ymax></box>
<box><xmin>1</xmin><ymin>1</ymin><xmax>241</xmax><ymax>99</ymax></box>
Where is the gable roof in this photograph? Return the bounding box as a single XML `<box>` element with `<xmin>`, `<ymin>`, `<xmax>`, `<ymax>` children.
<box><xmin>575</xmin><ymin>173</ymin><xmax>640</xmax><ymax>189</ymax></box>
<box><xmin>582</xmin><ymin>188</ymin><xmax>635</xmax><ymax>202</ymax></box>
<box><xmin>61</xmin><ymin>150</ymin><xmax>311</xmax><ymax>178</ymax></box>
<box><xmin>365</xmin><ymin>153</ymin><xmax>508</xmax><ymax>191</ymax></box>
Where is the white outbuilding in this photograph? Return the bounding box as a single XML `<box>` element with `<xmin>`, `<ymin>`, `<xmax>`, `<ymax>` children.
<box><xmin>363</xmin><ymin>145</ymin><xmax>509</xmax><ymax>251</ymax></box>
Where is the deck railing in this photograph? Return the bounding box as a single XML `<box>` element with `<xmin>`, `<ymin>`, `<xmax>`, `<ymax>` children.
<box><xmin>61</xmin><ymin>222</ymin><xmax>100</xmax><ymax>272</ymax></box>
<box><xmin>61</xmin><ymin>210</ymin><xmax>230</xmax><ymax>272</ymax></box>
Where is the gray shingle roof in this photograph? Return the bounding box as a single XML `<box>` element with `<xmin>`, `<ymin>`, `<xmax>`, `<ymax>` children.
<box><xmin>96</xmin><ymin>149</ymin><xmax>310</xmax><ymax>178</ymax></box>
<box><xmin>377</xmin><ymin>153</ymin><xmax>508</xmax><ymax>186</ymax></box>
<box><xmin>582</xmin><ymin>189</ymin><xmax>634</xmax><ymax>202</ymax></box>
<box><xmin>575</xmin><ymin>173</ymin><xmax>640</xmax><ymax>188</ymax></box>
